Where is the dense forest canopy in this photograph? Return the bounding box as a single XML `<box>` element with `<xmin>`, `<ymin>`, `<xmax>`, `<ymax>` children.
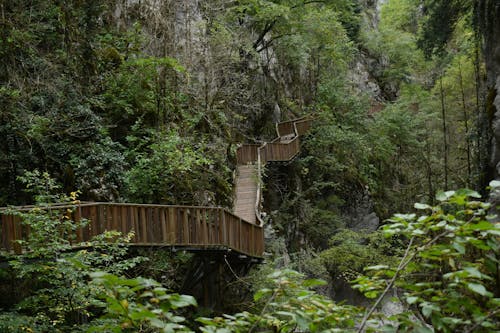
<box><xmin>0</xmin><ymin>0</ymin><xmax>499</xmax><ymax>332</ymax></box>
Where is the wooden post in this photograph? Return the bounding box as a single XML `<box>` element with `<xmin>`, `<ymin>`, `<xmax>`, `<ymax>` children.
<box><xmin>219</xmin><ymin>209</ymin><xmax>227</xmax><ymax>245</ymax></box>
<box><xmin>121</xmin><ymin>205</ymin><xmax>128</xmax><ymax>235</ymax></box>
<box><xmin>75</xmin><ymin>205</ymin><xmax>83</xmax><ymax>243</ymax></box>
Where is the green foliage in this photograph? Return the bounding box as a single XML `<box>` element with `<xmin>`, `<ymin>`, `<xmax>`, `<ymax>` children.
<box><xmin>1</xmin><ymin>172</ymin><xmax>147</xmax><ymax>331</ymax></box>
<box><xmin>69</xmin><ymin>137</ymin><xmax>127</xmax><ymax>201</ymax></box>
<box><xmin>0</xmin><ymin>312</ymin><xmax>54</xmax><ymax>333</ymax></box>
<box><xmin>2</xmin><ymin>178</ymin><xmax>500</xmax><ymax>333</ymax></box>
<box><xmin>320</xmin><ymin>229</ymin><xmax>399</xmax><ymax>283</ymax></box>
<box><xmin>88</xmin><ymin>272</ymin><xmax>196</xmax><ymax>332</ymax></box>
<box><xmin>417</xmin><ymin>0</ymin><xmax>473</xmax><ymax>58</ymax></box>
<box><xmin>359</xmin><ymin>0</ymin><xmax>430</xmax><ymax>99</ymax></box>
<box><xmin>124</xmin><ymin>129</ymin><xmax>231</xmax><ymax>205</ymax></box>
<box><xmin>353</xmin><ymin>186</ymin><xmax>500</xmax><ymax>332</ymax></box>
<box><xmin>198</xmin><ymin>269</ymin><xmax>360</xmax><ymax>333</ymax></box>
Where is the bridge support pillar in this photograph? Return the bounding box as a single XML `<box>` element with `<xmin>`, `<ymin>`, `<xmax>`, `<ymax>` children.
<box><xmin>181</xmin><ymin>252</ymin><xmax>259</xmax><ymax>311</ymax></box>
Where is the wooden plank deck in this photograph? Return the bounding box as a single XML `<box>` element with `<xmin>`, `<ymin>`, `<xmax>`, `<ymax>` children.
<box><xmin>233</xmin><ymin>165</ymin><xmax>259</xmax><ymax>224</ymax></box>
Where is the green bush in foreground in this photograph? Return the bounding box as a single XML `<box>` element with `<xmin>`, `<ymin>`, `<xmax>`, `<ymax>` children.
<box><xmin>354</xmin><ymin>186</ymin><xmax>500</xmax><ymax>332</ymax></box>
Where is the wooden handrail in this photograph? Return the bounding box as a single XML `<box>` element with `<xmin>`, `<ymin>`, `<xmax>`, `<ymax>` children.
<box><xmin>236</xmin><ymin>117</ymin><xmax>312</xmax><ymax>165</ymax></box>
<box><xmin>275</xmin><ymin>116</ymin><xmax>311</xmax><ymax>137</ymax></box>
<box><xmin>0</xmin><ymin>203</ymin><xmax>264</xmax><ymax>258</ymax></box>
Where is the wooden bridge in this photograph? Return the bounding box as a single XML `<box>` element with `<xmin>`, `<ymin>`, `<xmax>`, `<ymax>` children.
<box><xmin>0</xmin><ymin>117</ymin><xmax>312</xmax><ymax>260</ymax></box>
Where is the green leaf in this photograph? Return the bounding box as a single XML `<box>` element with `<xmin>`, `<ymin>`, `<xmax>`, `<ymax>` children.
<box><xmin>303</xmin><ymin>278</ymin><xmax>327</xmax><ymax>287</ymax></box>
<box><xmin>436</xmin><ymin>190</ymin><xmax>455</xmax><ymax>201</ymax></box>
<box><xmin>452</xmin><ymin>241</ymin><xmax>465</xmax><ymax>254</ymax></box>
<box><xmin>420</xmin><ymin>302</ymin><xmax>440</xmax><ymax>317</ymax></box>
<box><xmin>489</xmin><ymin>180</ymin><xmax>500</xmax><ymax>188</ymax></box>
<box><xmin>364</xmin><ymin>265</ymin><xmax>390</xmax><ymax>271</ymax></box>
<box><xmin>169</xmin><ymin>294</ymin><xmax>197</xmax><ymax>308</ymax></box>
<box><xmin>463</xmin><ymin>267</ymin><xmax>484</xmax><ymax>279</ymax></box>
<box><xmin>365</xmin><ymin>291</ymin><xmax>379</xmax><ymax>299</ymax></box>
<box><xmin>414</xmin><ymin>326</ymin><xmax>434</xmax><ymax>333</ymax></box>
<box><xmin>467</xmin><ymin>283</ymin><xmax>492</xmax><ymax>297</ymax></box>
<box><xmin>456</xmin><ymin>188</ymin><xmax>481</xmax><ymax>198</ymax></box>
<box><xmin>414</xmin><ymin>203</ymin><xmax>432</xmax><ymax>210</ymax></box>
<box><xmin>406</xmin><ymin>296</ymin><xmax>419</xmax><ymax>304</ymax></box>
<box><xmin>254</xmin><ymin>288</ymin><xmax>271</xmax><ymax>301</ymax></box>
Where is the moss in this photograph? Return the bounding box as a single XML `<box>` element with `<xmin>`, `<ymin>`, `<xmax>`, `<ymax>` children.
<box><xmin>99</xmin><ymin>46</ymin><xmax>123</xmax><ymax>69</ymax></box>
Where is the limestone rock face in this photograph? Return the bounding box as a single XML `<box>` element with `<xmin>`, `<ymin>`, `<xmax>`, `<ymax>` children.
<box><xmin>479</xmin><ymin>0</ymin><xmax>500</xmax><ymax>179</ymax></box>
<box><xmin>343</xmin><ymin>188</ymin><xmax>380</xmax><ymax>233</ymax></box>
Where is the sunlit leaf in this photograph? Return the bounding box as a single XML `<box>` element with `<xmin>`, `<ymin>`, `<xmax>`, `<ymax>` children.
<box><xmin>467</xmin><ymin>283</ymin><xmax>492</xmax><ymax>297</ymax></box>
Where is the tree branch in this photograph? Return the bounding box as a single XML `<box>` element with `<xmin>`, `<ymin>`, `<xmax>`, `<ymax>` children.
<box><xmin>356</xmin><ymin>237</ymin><xmax>415</xmax><ymax>333</ymax></box>
<box><xmin>252</xmin><ymin>20</ymin><xmax>276</xmax><ymax>50</ymax></box>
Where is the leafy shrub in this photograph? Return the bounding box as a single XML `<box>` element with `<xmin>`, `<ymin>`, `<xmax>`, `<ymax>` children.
<box><xmin>354</xmin><ymin>186</ymin><xmax>500</xmax><ymax>332</ymax></box>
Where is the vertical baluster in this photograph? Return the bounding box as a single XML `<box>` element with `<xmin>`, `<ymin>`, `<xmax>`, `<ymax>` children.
<box><xmin>105</xmin><ymin>205</ymin><xmax>111</xmax><ymax>233</ymax></box>
<box><xmin>237</xmin><ymin>218</ymin><xmax>241</xmax><ymax>253</ymax></box>
<box><xmin>201</xmin><ymin>208</ymin><xmax>208</xmax><ymax>245</ymax></box>
<box><xmin>89</xmin><ymin>205</ymin><xmax>97</xmax><ymax>238</ymax></box>
<box><xmin>183</xmin><ymin>208</ymin><xmax>189</xmax><ymax>244</ymax></box>
<box><xmin>120</xmin><ymin>205</ymin><xmax>128</xmax><ymax>235</ymax></box>
<box><xmin>250</xmin><ymin>225</ymin><xmax>255</xmax><ymax>256</ymax></box>
<box><xmin>160</xmin><ymin>207</ymin><xmax>167</xmax><ymax>243</ymax></box>
<box><xmin>130</xmin><ymin>206</ymin><xmax>138</xmax><ymax>243</ymax></box>
<box><xmin>140</xmin><ymin>207</ymin><xmax>147</xmax><ymax>243</ymax></box>
<box><xmin>112</xmin><ymin>205</ymin><xmax>120</xmax><ymax>234</ymax></box>
<box><xmin>168</xmin><ymin>207</ymin><xmax>176</xmax><ymax>243</ymax></box>
<box><xmin>219</xmin><ymin>209</ymin><xmax>226</xmax><ymax>245</ymax></box>
<box><xmin>213</xmin><ymin>209</ymin><xmax>218</xmax><ymax>244</ymax></box>
<box><xmin>155</xmin><ymin>207</ymin><xmax>161</xmax><ymax>243</ymax></box>
<box><xmin>75</xmin><ymin>205</ymin><xmax>83</xmax><ymax>243</ymax></box>
<box><xmin>4</xmin><ymin>215</ymin><xmax>13</xmax><ymax>252</ymax></box>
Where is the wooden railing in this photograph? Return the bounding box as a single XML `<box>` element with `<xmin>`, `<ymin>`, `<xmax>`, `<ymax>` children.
<box><xmin>236</xmin><ymin>144</ymin><xmax>260</xmax><ymax>165</ymax></box>
<box><xmin>0</xmin><ymin>203</ymin><xmax>264</xmax><ymax>258</ymax></box>
<box><xmin>236</xmin><ymin>117</ymin><xmax>312</xmax><ymax>165</ymax></box>
<box><xmin>276</xmin><ymin>116</ymin><xmax>312</xmax><ymax>137</ymax></box>
<box><xmin>294</xmin><ymin>118</ymin><xmax>312</xmax><ymax>136</ymax></box>
<box><xmin>259</xmin><ymin>137</ymin><xmax>300</xmax><ymax>163</ymax></box>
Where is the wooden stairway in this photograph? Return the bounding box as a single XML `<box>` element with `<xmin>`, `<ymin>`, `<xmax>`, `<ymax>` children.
<box><xmin>233</xmin><ymin>116</ymin><xmax>312</xmax><ymax>226</ymax></box>
<box><xmin>233</xmin><ymin>165</ymin><xmax>259</xmax><ymax>224</ymax></box>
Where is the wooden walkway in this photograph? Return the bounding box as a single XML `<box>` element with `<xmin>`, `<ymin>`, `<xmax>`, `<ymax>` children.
<box><xmin>1</xmin><ymin>203</ymin><xmax>264</xmax><ymax>257</ymax></box>
<box><xmin>234</xmin><ymin>116</ymin><xmax>312</xmax><ymax>226</ymax></box>
<box><xmin>0</xmin><ymin>117</ymin><xmax>312</xmax><ymax>259</ymax></box>
<box><xmin>233</xmin><ymin>165</ymin><xmax>259</xmax><ymax>224</ymax></box>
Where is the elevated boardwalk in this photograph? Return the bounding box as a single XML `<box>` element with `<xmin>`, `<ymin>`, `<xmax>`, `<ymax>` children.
<box><xmin>234</xmin><ymin>116</ymin><xmax>312</xmax><ymax>226</ymax></box>
<box><xmin>0</xmin><ymin>117</ymin><xmax>312</xmax><ymax>259</ymax></box>
<box><xmin>1</xmin><ymin>203</ymin><xmax>264</xmax><ymax>258</ymax></box>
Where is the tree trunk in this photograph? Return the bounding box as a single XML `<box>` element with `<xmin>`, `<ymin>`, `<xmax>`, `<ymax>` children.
<box><xmin>440</xmin><ymin>77</ymin><xmax>449</xmax><ymax>190</ymax></box>
<box><xmin>458</xmin><ymin>60</ymin><xmax>472</xmax><ymax>187</ymax></box>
